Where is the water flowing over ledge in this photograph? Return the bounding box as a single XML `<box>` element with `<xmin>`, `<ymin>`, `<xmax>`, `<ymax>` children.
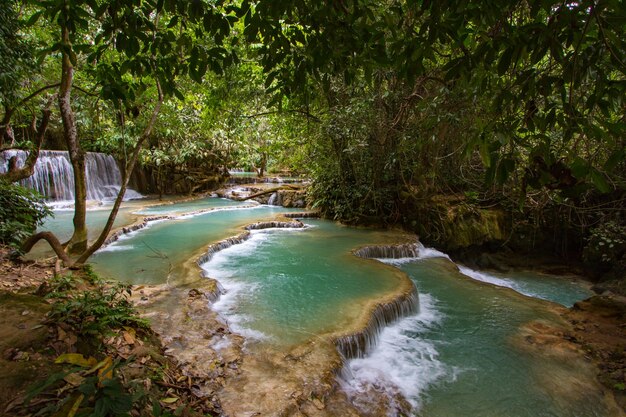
<box><xmin>284</xmin><ymin>211</ymin><xmax>320</xmax><ymax>219</ymax></box>
<box><xmin>332</xmin><ymin>282</ymin><xmax>419</xmax><ymax>360</ymax></box>
<box><xmin>103</xmin><ymin>215</ymin><xmax>172</xmax><ymax>246</ymax></box>
<box><xmin>196</xmin><ymin>231</ymin><xmax>252</xmax><ymax>267</ymax></box>
<box><xmin>195</xmin><ymin>219</ymin><xmax>307</xmax><ymax>300</ymax></box>
<box><xmin>245</xmin><ymin>220</ymin><xmax>304</xmax><ymax>230</ymax></box>
<box><xmin>0</xmin><ymin>149</ymin><xmax>142</xmax><ymax>201</ymax></box>
<box><xmin>100</xmin><ymin>203</ymin><xmax>260</xmax><ymax>249</ymax></box>
<box><xmin>353</xmin><ymin>242</ymin><xmax>420</xmax><ymax>259</ymax></box>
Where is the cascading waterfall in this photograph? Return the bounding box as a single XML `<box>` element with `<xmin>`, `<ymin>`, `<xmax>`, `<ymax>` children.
<box><xmin>284</xmin><ymin>212</ymin><xmax>320</xmax><ymax>219</ymax></box>
<box><xmin>197</xmin><ymin>231</ymin><xmax>253</xmax><ymax>267</ymax></box>
<box><xmin>245</xmin><ymin>220</ymin><xmax>304</xmax><ymax>230</ymax></box>
<box><xmin>353</xmin><ymin>242</ymin><xmax>420</xmax><ymax>259</ymax></box>
<box><xmin>267</xmin><ymin>192</ymin><xmax>279</xmax><ymax>206</ymax></box>
<box><xmin>0</xmin><ymin>149</ymin><xmax>142</xmax><ymax>201</ymax></box>
<box><xmin>197</xmin><ymin>220</ymin><xmax>307</xmax><ymax>266</ymax></box>
<box><xmin>333</xmin><ymin>284</ymin><xmax>419</xmax><ymax>360</ymax></box>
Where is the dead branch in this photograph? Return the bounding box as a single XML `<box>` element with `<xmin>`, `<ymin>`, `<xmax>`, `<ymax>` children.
<box><xmin>240</xmin><ymin>185</ymin><xmax>302</xmax><ymax>201</ymax></box>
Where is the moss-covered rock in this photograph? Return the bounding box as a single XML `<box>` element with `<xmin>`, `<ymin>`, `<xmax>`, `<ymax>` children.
<box><xmin>414</xmin><ymin>195</ymin><xmax>508</xmax><ymax>251</ymax></box>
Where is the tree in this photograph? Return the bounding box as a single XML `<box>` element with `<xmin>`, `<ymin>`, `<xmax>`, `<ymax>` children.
<box><xmin>18</xmin><ymin>0</ymin><xmax>240</xmax><ymax>265</ymax></box>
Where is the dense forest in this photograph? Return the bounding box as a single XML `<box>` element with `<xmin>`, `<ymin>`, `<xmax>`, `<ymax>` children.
<box><xmin>1</xmin><ymin>1</ymin><xmax>626</xmax><ymax>416</ymax></box>
<box><xmin>1</xmin><ymin>0</ymin><xmax>625</xmax><ymax>282</ymax></box>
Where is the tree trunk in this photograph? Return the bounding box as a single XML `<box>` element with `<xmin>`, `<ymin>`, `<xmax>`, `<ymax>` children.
<box><xmin>1</xmin><ymin>97</ymin><xmax>54</xmax><ymax>183</ymax></box>
<box><xmin>58</xmin><ymin>25</ymin><xmax>88</xmax><ymax>253</ymax></box>
<box><xmin>21</xmin><ymin>232</ymin><xmax>73</xmax><ymax>267</ymax></box>
<box><xmin>75</xmin><ymin>81</ymin><xmax>164</xmax><ymax>264</ymax></box>
<box><xmin>1</xmin><ymin>106</ymin><xmax>15</xmax><ymax>148</ymax></box>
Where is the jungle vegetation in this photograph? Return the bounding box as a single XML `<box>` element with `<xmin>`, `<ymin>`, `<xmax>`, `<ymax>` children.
<box><xmin>0</xmin><ymin>0</ymin><xmax>624</xmax><ymax>279</ymax></box>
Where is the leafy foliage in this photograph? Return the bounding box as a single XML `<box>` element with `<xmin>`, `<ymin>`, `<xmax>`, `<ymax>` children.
<box><xmin>46</xmin><ymin>269</ymin><xmax>148</xmax><ymax>338</ymax></box>
<box><xmin>26</xmin><ymin>356</ymin><xmax>134</xmax><ymax>417</ymax></box>
<box><xmin>0</xmin><ymin>1</ymin><xmax>33</xmax><ymax>107</ymax></box>
<box><xmin>584</xmin><ymin>220</ymin><xmax>626</xmax><ymax>266</ymax></box>
<box><xmin>0</xmin><ymin>181</ymin><xmax>52</xmax><ymax>249</ymax></box>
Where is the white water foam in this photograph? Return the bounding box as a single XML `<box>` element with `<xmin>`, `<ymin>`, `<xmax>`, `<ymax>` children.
<box><xmin>173</xmin><ymin>203</ymin><xmax>262</xmax><ymax>220</ymax></box>
<box><xmin>379</xmin><ymin>243</ymin><xmax>544</xmax><ymax>300</ymax></box>
<box><xmin>340</xmin><ymin>293</ymin><xmax>450</xmax><ymax>413</ymax></box>
<box><xmin>95</xmin><ymin>218</ymin><xmax>170</xmax><ymax>252</ymax></box>
<box><xmin>97</xmin><ymin>244</ymin><xmax>136</xmax><ymax>253</ymax></box>
<box><xmin>373</xmin><ymin>242</ymin><xmax>450</xmax><ymax>266</ymax></box>
<box><xmin>201</xmin><ymin>231</ymin><xmax>273</xmax><ymax>341</ymax></box>
<box><xmin>456</xmin><ymin>265</ymin><xmax>545</xmax><ymax>300</ymax></box>
<box><xmin>201</xmin><ymin>226</ymin><xmax>311</xmax><ymax>341</ymax></box>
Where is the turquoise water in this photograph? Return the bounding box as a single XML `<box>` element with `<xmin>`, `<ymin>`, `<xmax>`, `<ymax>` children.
<box><xmin>37</xmin><ymin>198</ymin><xmax>606</xmax><ymax>416</ymax></box>
<box><xmin>39</xmin><ymin>207</ymin><xmax>137</xmax><ymax>243</ymax></box>
<box><xmin>201</xmin><ymin>220</ymin><xmax>404</xmax><ymax>345</ymax></box>
<box><xmin>91</xmin><ymin>205</ymin><xmax>289</xmax><ymax>284</ymax></box>
<box><xmin>344</xmin><ymin>258</ymin><xmax>606</xmax><ymax>417</ymax></box>
<box><xmin>456</xmin><ymin>264</ymin><xmax>592</xmax><ymax>307</ymax></box>
<box><xmin>134</xmin><ymin>197</ymin><xmax>246</xmax><ymax>215</ymax></box>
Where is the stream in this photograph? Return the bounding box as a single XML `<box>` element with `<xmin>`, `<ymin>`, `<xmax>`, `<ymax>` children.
<box><xmin>37</xmin><ymin>197</ymin><xmax>611</xmax><ymax>416</ymax></box>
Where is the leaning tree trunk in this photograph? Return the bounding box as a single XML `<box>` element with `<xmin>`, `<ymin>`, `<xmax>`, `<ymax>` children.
<box><xmin>1</xmin><ymin>106</ymin><xmax>15</xmax><ymax>148</ymax></box>
<box><xmin>75</xmin><ymin>81</ymin><xmax>164</xmax><ymax>265</ymax></box>
<box><xmin>58</xmin><ymin>24</ymin><xmax>88</xmax><ymax>253</ymax></box>
<box><xmin>0</xmin><ymin>97</ymin><xmax>54</xmax><ymax>183</ymax></box>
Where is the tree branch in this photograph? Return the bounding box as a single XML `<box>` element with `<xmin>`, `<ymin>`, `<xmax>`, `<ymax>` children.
<box><xmin>21</xmin><ymin>231</ymin><xmax>72</xmax><ymax>267</ymax></box>
<box><xmin>76</xmin><ymin>80</ymin><xmax>165</xmax><ymax>264</ymax></box>
<box><xmin>0</xmin><ymin>95</ymin><xmax>55</xmax><ymax>182</ymax></box>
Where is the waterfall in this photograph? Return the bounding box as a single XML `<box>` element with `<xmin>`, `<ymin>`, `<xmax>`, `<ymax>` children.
<box><xmin>245</xmin><ymin>220</ymin><xmax>304</xmax><ymax>230</ymax></box>
<box><xmin>103</xmin><ymin>215</ymin><xmax>172</xmax><ymax>246</ymax></box>
<box><xmin>284</xmin><ymin>212</ymin><xmax>320</xmax><ymax>219</ymax></box>
<box><xmin>267</xmin><ymin>192</ymin><xmax>278</xmax><ymax>206</ymax></box>
<box><xmin>334</xmin><ymin>283</ymin><xmax>419</xmax><ymax>360</ymax></box>
<box><xmin>353</xmin><ymin>242</ymin><xmax>420</xmax><ymax>259</ymax></box>
<box><xmin>0</xmin><ymin>150</ymin><xmax>142</xmax><ymax>201</ymax></box>
<box><xmin>197</xmin><ymin>231</ymin><xmax>253</xmax><ymax>267</ymax></box>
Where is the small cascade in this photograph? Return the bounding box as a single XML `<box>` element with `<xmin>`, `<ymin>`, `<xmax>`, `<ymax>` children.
<box><xmin>353</xmin><ymin>242</ymin><xmax>420</xmax><ymax>259</ymax></box>
<box><xmin>284</xmin><ymin>212</ymin><xmax>320</xmax><ymax>219</ymax></box>
<box><xmin>0</xmin><ymin>149</ymin><xmax>142</xmax><ymax>201</ymax></box>
<box><xmin>334</xmin><ymin>283</ymin><xmax>419</xmax><ymax>360</ymax></box>
<box><xmin>196</xmin><ymin>231</ymin><xmax>252</xmax><ymax>266</ymax></box>
<box><xmin>267</xmin><ymin>192</ymin><xmax>278</xmax><ymax>206</ymax></box>
<box><xmin>245</xmin><ymin>220</ymin><xmax>304</xmax><ymax>230</ymax></box>
<box><xmin>103</xmin><ymin>215</ymin><xmax>172</xmax><ymax>246</ymax></box>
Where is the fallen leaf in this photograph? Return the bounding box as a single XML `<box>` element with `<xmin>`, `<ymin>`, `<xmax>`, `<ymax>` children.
<box><xmin>55</xmin><ymin>353</ymin><xmax>98</xmax><ymax>368</ymax></box>
<box><xmin>122</xmin><ymin>330</ymin><xmax>135</xmax><ymax>345</ymax></box>
<box><xmin>67</xmin><ymin>393</ymin><xmax>85</xmax><ymax>417</ymax></box>
<box><xmin>64</xmin><ymin>372</ymin><xmax>85</xmax><ymax>387</ymax></box>
<box><xmin>161</xmin><ymin>397</ymin><xmax>179</xmax><ymax>404</ymax></box>
<box><xmin>97</xmin><ymin>356</ymin><xmax>114</xmax><ymax>385</ymax></box>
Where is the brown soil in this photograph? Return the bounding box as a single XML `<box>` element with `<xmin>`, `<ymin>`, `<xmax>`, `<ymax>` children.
<box><xmin>0</xmin><ymin>247</ymin><xmax>223</xmax><ymax>416</ymax></box>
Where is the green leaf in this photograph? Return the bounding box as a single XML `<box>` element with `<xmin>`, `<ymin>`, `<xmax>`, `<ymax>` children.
<box><xmin>570</xmin><ymin>157</ymin><xmax>589</xmax><ymax>178</ymax></box>
<box><xmin>590</xmin><ymin>169</ymin><xmax>611</xmax><ymax>193</ymax></box>
<box><xmin>161</xmin><ymin>397</ymin><xmax>179</xmax><ymax>404</ymax></box>
<box><xmin>26</xmin><ymin>10</ymin><xmax>44</xmax><ymax>26</ymax></box>
<box><xmin>604</xmin><ymin>149</ymin><xmax>624</xmax><ymax>172</ymax></box>
<box><xmin>497</xmin><ymin>47</ymin><xmax>513</xmax><ymax>76</ymax></box>
<box><xmin>172</xmin><ymin>88</ymin><xmax>185</xmax><ymax>101</ymax></box>
<box><xmin>479</xmin><ymin>142</ymin><xmax>491</xmax><ymax>167</ymax></box>
<box><xmin>168</xmin><ymin>15</ymin><xmax>179</xmax><ymax>28</ymax></box>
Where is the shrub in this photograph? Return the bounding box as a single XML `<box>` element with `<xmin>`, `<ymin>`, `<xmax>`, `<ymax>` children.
<box><xmin>583</xmin><ymin>220</ymin><xmax>626</xmax><ymax>278</ymax></box>
<box><xmin>0</xmin><ymin>181</ymin><xmax>52</xmax><ymax>249</ymax></box>
<box><xmin>46</xmin><ymin>269</ymin><xmax>149</xmax><ymax>339</ymax></box>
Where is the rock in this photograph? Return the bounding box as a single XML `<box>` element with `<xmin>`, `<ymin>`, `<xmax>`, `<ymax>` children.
<box><xmin>312</xmin><ymin>398</ymin><xmax>325</xmax><ymax>410</ymax></box>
